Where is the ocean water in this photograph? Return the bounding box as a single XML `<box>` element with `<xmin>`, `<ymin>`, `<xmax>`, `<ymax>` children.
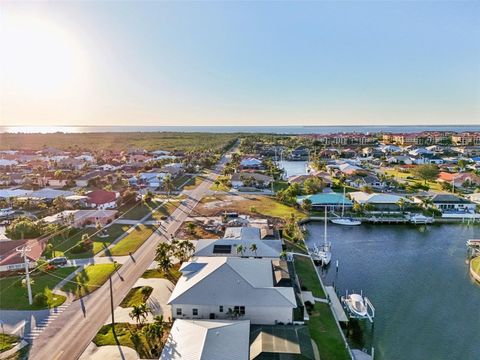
<box><xmin>1</xmin><ymin>125</ymin><xmax>480</xmax><ymax>134</ymax></box>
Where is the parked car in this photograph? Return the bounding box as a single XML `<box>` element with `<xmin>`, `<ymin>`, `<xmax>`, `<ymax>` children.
<box><xmin>48</xmin><ymin>257</ymin><xmax>68</xmax><ymax>266</ymax></box>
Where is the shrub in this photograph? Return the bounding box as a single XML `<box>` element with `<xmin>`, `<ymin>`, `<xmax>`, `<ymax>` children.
<box><xmin>33</xmin><ymin>293</ymin><xmax>48</xmax><ymax>306</ymax></box>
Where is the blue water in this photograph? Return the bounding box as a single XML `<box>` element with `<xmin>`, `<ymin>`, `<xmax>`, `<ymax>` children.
<box><xmin>1</xmin><ymin>125</ymin><xmax>480</xmax><ymax>134</ymax></box>
<box><xmin>305</xmin><ymin>223</ymin><xmax>480</xmax><ymax>360</ymax></box>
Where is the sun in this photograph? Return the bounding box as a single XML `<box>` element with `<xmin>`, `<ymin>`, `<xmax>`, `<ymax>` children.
<box><xmin>0</xmin><ymin>9</ymin><xmax>89</xmax><ymax>99</ymax></box>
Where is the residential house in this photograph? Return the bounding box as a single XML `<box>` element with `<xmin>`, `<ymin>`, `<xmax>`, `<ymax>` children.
<box><xmin>346</xmin><ymin>174</ymin><xmax>385</xmax><ymax>190</ymax></box>
<box><xmin>161</xmin><ymin>319</ymin><xmax>250</xmax><ymax>360</ymax></box>
<box><xmin>160</xmin><ymin>163</ymin><xmax>184</xmax><ymax>177</ymax></box>
<box><xmin>240</xmin><ymin>158</ymin><xmax>263</xmax><ymax>170</ymax></box>
<box><xmin>437</xmin><ymin>172</ymin><xmax>480</xmax><ymax>187</ymax></box>
<box><xmin>86</xmin><ymin>190</ymin><xmax>119</xmax><ymax>209</ymax></box>
<box><xmin>386</xmin><ymin>155</ymin><xmax>414</xmax><ymax>165</ymax></box>
<box><xmin>430</xmin><ymin>194</ymin><xmax>477</xmax><ymax>213</ymax></box>
<box><xmin>349</xmin><ymin>191</ymin><xmax>411</xmax><ymax>211</ymax></box>
<box><xmin>75</xmin><ymin>170</ymin><xmax>114</xmax><ymax>187</ymax></box>
<box><xmin>231</xmin><ymin>172</ymin><xmax>273</xmax><ymax>189</ymax></box>
<box><xmin>296</xmin><ymin>193</ymin><xmax>352</xmax><ymax>211</ymax></box>
<box><xmin>42</xmin><ymin>209</ymin><xmax>118</xmax><ymax>227</ymax></box>
<box><xmin>0</xmin><ymin>239</ymin><xmax>45</xmax><ymax>272</ymax></box>
<box><xmin>168</xmin><ymin>257</ymin><xmax>297</xmax><ymax>325</ymax></box>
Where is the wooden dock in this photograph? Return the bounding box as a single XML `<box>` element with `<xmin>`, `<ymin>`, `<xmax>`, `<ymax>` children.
<box><xmin>325</xmin><ymin>286</ymin><xmax>349</xmax><ymax>323</ymax></box>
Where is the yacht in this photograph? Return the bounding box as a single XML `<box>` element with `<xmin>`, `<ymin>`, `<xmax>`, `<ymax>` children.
<box><xmin>343</xmin><ymin>293</ymin><xmax>368</xmax><ymax>317</ymax></box>
<box><xmin>330</xmin><ymin>187</ymin><xmax>361</xmax><ymax>226</ymax></box>
<box><xmin>312</xmin><ymin>208</ymin><xmax>331</xmax><ymax>267</ymax></box>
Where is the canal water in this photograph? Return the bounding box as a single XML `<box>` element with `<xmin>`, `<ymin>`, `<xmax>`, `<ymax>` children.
<box><xmin>305</xmin><ymin>223</ymin><xmax>480</xmax><ymax>360</ymax></box>
<box><xmin>278</xmin><ymin>160</ymin><xmax>308</xmax><ymax>178</ymax></box>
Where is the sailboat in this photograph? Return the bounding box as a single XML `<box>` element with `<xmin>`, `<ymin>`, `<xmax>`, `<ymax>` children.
<box><xmin>331</xmin><ymin>187</ymin><xmax>361</xmax><ymax>226</ymax></box>
<box><xmin>312</xmin><ymin>208</ymin><xmax>331</xmax><ymax>267</ymax></box>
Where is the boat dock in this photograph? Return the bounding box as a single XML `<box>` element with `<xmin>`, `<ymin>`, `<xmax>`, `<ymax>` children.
<box><xmin>325</xmin><ymin>286</ymin><xmax>349</xmax><ymax>323</ymax></box>
<box><xmin>366</xmin><ymin>216</ymin><xmax>409</xmax><ymax>224</ymax></box>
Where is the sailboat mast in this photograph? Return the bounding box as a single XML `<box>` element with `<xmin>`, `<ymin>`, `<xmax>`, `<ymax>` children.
<box><xmin>324</xmin><ymin>206</ymin><xmax>328</xmax><ymax>246</ymax></box>
<box><xmin>341</xmin><ymin>187</ymin><xmax>346</xmax><ymax>218</ymax></box>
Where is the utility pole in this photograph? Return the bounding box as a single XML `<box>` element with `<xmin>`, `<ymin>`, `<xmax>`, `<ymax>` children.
<box><xmin>16</xmin><ymin>246</ymin><xmax>33</xmax><ymax>305</ymax></box>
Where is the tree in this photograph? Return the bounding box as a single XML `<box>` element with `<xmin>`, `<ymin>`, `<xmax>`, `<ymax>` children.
<box><xmin>5</xmin><ymin>217</ymin><xmax>43</xmax><ymax>240</ymax></box>
<box><xmin>129</xmin><ymin>303</ymin><xmax>151</xmax><ymax>328</ymax></box>
<box><xmin>143</xmin><ymin>315</ymin><xmax>166</xmax><ymax>349</ymax></box>
<box><xmin>411</xmin><ymin>164</ymin><xmax>439</xmax><ymax>184</ymax></box>
<box><xmin>396</xmin><ymin>198</ymin><xmax>407</xmax><ymax>212</ymax></box>
<box><xmin>176</xmin><ymin>240</ymin><xmax>195</xmax><ymax>262</ymax></box>
<box><xmin>457</xmin><ymin>159</ymin><xmax>468</xmax><ymax>170</ymax></box>
<box><xmin>352</xmin><ymin>203</ymin><xmax>363</xmax><ymax>214</ymax></box>
<box><xmin>162</xmin><ymin>175</ymin><xmax>174</xmax><ymax>200</ymax></box>
<box><xmin>140</xmin><ymin>286</ymin><xmax>151</xmax><ymax>302</ymax></box>
<box><xmin>53</xmin><ymin>196</ymin><xmax>70</xmax><ymax>212</ymax></box>
<box><xmin>249</xmin><ymin>243</ymin><xmax>258</xmax><ymax>257</ymax></box>
<box><xmin>303</xmin><ymin>177</ymin><xmax>323</xmax><ymax>195</ymax></box>
<box><xmin>121</xmin><ymin>189</ymin><xmax>138</xmax><ymax>205</ymax></box>
<box><xmin>236</xmin><ymin>244</ymin><xmax>245</xmax><ymax>257</ymax></box>
<box><xmin>186</xmin><ymin>222</ymin><xmax>196</xmax><ymax>235</ymax></box>
<box><xmin>301</xmin><ymin>198</ymin><xmax>312</xmax><ymax>212</ymax></box>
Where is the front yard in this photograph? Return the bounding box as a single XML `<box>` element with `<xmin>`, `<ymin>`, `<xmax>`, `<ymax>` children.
<box><xmin>119</xmin><ymin>200</ymin><xmax>162</xmax><ymax>220</ymax></box>
<box><xmin>0</xmin><ymin>267</ymin><xmax>77</xmax><ymax>310</ymax></box>
<box><xmin>61</xmin><ymin>263</ymin><xmax>119</xmax><ymax>300</ymax></box>
<box><xmin>45</xmin><ymin>224</ymin><xmax>129</xmax><ymax>259</ymax></box>
<box><xmin>103</xmin><ymin>225</ymin><xmax>155</xmax><ymax>256</ymax></box>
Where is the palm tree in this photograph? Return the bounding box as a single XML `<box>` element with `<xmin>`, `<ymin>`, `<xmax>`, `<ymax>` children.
<box><xmin>162</xmin><ymin>175</ymin><xmax>174</xmax><ymax>201</ymax></box>
<box><xmin>397</xmin><ymin>198</ymin><xmax>407</xmax><ymax>213</ymax></box>
<box><xmin>129</xmin><ymin>303</ymin><xmax>151</xmax><ymax>328</ymax></box>
<box><xmin>177</xmin><ymin>240</ymin><xmax>195</xmax><ymax>262</ymax></box>
<box><xmin>236</xmin><ymin>244</ymin><xmax>245</xmax><ymax>257</ymax></box>
<box><xmin>249</xmin><ymin>243</ymin><xmax>258</xmax><ymax>257</ymax></box>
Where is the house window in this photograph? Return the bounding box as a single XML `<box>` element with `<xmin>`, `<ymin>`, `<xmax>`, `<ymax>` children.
<box><xmin>219</xmin><ymin>306</ymin><xmax>224</xmax><ymax>313</ymax></box>
<box><xmin>192</xmin><ymin>308</ymin><xmax>198</xmax><ymax>316</ymax></box>
<box><xmin>176</xmin><ymin>308</ymin><xmax>182</xmax><ymax>316</ymax></box>
<box><xmin>234</xmin><ymin>306</ymin><xmax>245</xmax><ymax>315</ymax></box>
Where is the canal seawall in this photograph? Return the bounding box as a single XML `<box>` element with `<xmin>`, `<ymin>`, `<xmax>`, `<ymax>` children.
<box><xmin>470</xmin><ymin>257</ymin><xmax>480</xmax><ymax>283</ymax></box>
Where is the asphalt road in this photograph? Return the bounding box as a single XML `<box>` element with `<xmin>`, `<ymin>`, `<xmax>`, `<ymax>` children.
<box><xmin>29</xmin><ymin>152</ymin><xmax>230</xmax><ymax>360</ymax></box>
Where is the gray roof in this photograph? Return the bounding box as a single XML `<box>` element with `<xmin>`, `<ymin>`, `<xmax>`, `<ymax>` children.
<box><xmin>431</xmin><ymin>194</ymin><xmax>473</xmax><ymax>204</ymax></box>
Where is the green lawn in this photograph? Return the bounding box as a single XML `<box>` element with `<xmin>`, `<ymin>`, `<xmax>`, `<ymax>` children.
<box><xmin>273</xmin><ymin>180</ymin><xmax>289</xmax><ymax>192</ymax></box>
<box><xmin>61</xmin><ymin>263</ymin><xmax>119</xmax><ymax>300</ymax></box>
<box><xmin>142</xmin><ymin>265</ymin><xmax>181</xmax><ymax>283</ymax></box>
<box><xmin>173</xmin><ymin>174</ymin><xmax>193</xmax><ymax>189</ymax></box>
<box><xmin>93</xmin><ymin>323</ymin><xmax>160</xmax><ymax>359</ymax></box>
<box><xmin>103</xmin><ymin>225</ymin><xmax>155</xmax><ymax>256</ymax></box>
<box><xmin>284</xmin><ymin>239</ymin><xmax>308</xmax><ymax>254</ymax></box>
<box><xmin>183</xmin><ymin>175</ymin><xmax>204</xmax><ymax>190</ymax></box>
<box><xmin>471</xmin><ymin>256</ymin><xmax>480</xmax><ymax>277</ymax></box>
<box><xmin>0</xmin><ymin>334</ymin><xmax>20</xmax><ymax>353</ymax></box>
<box><xmin>293</xmin><ymin>255</ymin><xmax>325</xmax><ymax>298</ymax></box>
<box><xmin>0</xmin><ymin>267</ymin><xmax>77</xmax><ymax>310</ymax></box>
<box><xmin>308</xmin><ymin>303</ymin><xmax>351</xmax><ymax>360</ymax></box>
<box><xmin>120</xmin><ymin>200</ymin><xmax>162</xmax><ymax>220</ymax></box>
<box><xmin>119</xmin><ymin>286</ymin><xmax>153</xmax><ymax>308</ymax></box>
<box><xmin>383</xmin><ymin>168</ymin><xmax>443</xmax><ymax>191</ymax></box>
<box><xmin>45</xmin><ymin>224</ymin><xmax>129</xmax><ymax>259</ymax></box>
<box><xmin>148</xmin><ymin>201</ymin><xmax>178</xmax><ymax>221</ymax></box>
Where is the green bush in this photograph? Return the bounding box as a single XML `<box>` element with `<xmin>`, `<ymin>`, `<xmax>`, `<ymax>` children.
<box><xmin>33</xmin><ymin>293</ymin><xmax>48</xmax><ymax>306</ymax></box>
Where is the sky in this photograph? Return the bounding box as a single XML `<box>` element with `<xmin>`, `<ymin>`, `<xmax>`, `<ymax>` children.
<box><xmin>0</xmin><ymin>1</ymin><xmax>479</xmax><ymax>127</ymax></box>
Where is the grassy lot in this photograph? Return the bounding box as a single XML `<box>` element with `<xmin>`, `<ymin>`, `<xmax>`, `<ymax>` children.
<box><xmin>104</xmin><ymin>225</ymin><xmax>155</xmax><ymax>256</ymax></box>
<box><xmin>383</xmin><ymin>168</ymin><xmax>443</xmax><ymax>191</ymax></box>
<box><xmin>61</xmin><ymin>263</ymin><xmax>119</xmax><ymax>300</ymax></box>
<box><xmin>0</xmin><ymin>267</ymin><xmax>77</xmax><ymax>310</ymax></box>
<box><xmin>142</xmin><ymin>264</ymin><xmax>181</xmax><ymax>283</ymax></box>
<box><xmin>197</xmin><ymin>194</ymin><xmax>306</xmax><ymax>220</ymax></box>
<box><xmin>119</xmin><ymin>286</ymin><xmax>153</xmax><ymax>308</ymax></box>
<box><xmin>210</xmin><ymin>175</ymin><xmax>231</xmax><ymax>191</ymax></box>
<box><xmin>148</xmin><ymin>201</ymin><xmax>178</xmax><ymax>221</ymax></box>
<box><xmin>308</xmin><ymin>303</ymin><xmax>351</xmax><ymax>360</ymax></box>
<box><xmin>471</xmin><ymin>256</ymin><xmax>480</xmax><ymax>277</ymax></box>
<box><xmin>120</xmin><ymin>200</ymin><xmax>162</xmax><ymax>220</ymax></box>
<box><xmin>172</xmin><ymin>174</ymin><xmax>193</xmax><ymax>189</ymax></box>
<box><xmin>94</xmin><ymin>322</ymin><xmax>168</xmax><ymax>359</ymax></box>
<box><xmin>0</xmin><ymin>334</ymin><xmax>20</xmax><ymax>353</ymax></box>
<box><xmin>183</xmin><ymin>175</ymin><xmax>204</xmax><ymax>190</ymax></box>
<box><xmin>293</xmin><ymin>255</ymin><xmax>325</xmax><ymax>298</ymax></box>
<box><xmin>45</xmin><ymin>224</ymin><xmax>129</xmax><ymax>259</ymax></box>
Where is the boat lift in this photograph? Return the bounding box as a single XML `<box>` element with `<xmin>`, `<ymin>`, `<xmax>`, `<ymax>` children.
<box><xmin>341</xmin><ymin>290</ymin><xmax>375</xmax><ymax>323</ymax></box>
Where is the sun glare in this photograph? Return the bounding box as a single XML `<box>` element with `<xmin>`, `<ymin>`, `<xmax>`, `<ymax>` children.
<box><xmin>0</xmin><ymin>11</ymin><xmax>89</xmax><ymax>97</ymax></box>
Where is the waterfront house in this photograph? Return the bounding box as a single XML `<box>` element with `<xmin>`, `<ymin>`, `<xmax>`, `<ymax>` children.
<box><xmin>296</xmin><ymin>192</ymin><xmax>352</xmax><ymax>211</ymax></box>
<box><xmin>345</xmin><ymin>173</ymin><xmax>385</xmax><ymax>190</ymax></box>
<box><xmin>168</xmin><ymin>256</ymin><xmax>297</xmax><ymax>325</ymax></box>
<box><xmin>437</xmin><ymin>172</ymin><xmax>480</xmax><ymax>187</ymax></box>
<box><xmin>430</xmin><ymin>194</ymin><xmax>477</xmax><ymax>213</ymax></box>
<box><xmin>240</xmin><ymin>158</ymin><xmax>263</xmax><ymax>170</ymax></box>
<box><xmin>161</xmin><ymin>319</ymin><xmax>250</xmax><ymax>360</ymax></box>
<box><xmin>349</xmin><ymin>191</ymin><xmax>411</xmax><ymax>211</ymax></box>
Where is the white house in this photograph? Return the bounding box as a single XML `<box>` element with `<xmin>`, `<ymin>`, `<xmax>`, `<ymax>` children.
<box><xmin>168</xmin><ymin>257</ymin><xmax>297</xmax><ymax>325</ymax></box>
<box><xmin>240</xmin><ymin>158</ymin><xmax>263</xmax><ymax>169</ymax></box>
<box><xmin>161</xmin><ymin>319</ymin><xmax>250</xmax><ymax>360</ymax></box>
<box><xmin>430</xmin><ymin>194</ymin><xmax>477</xmax><ymax>213</ymax></box>
<box><xmin>231</xmin><ymin>172</ymin><xmax>273</xmax><ymax>189</ymax></box>
<box><xmin>349</xmin><ymin>191</ymin><xmax>411</xmax><ymax>211</ymax></box>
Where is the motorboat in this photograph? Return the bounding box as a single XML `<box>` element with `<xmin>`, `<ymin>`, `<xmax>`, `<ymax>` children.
<box><xmin>409</xmin><ymin>214</ymin><xmax>434</xmax><ymax>224</ymax></box>
<box><xmin>331</xmin><ymin>187</ymin><xmax>362</xmax><ymax>226</ymax></box>
<box><xmin>466</xmin><ymin>239</ymin><xmax>480</xmax><ymax>248</ymax></box>
<box><xmin>342</xmin><ymin>293</ymin><xmax>368</xmax><ymax>317</ymax></box>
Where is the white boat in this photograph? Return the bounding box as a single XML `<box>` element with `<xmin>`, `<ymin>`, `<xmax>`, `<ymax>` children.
<box><xmin>312</xmin><ymin>208</ymin><xmax>331</xmax><ymax>267</ymax></box>
<box><xmin>343</xmin><ymin>293</ymin><xmax>368</xmax><ymax>317</ymax></box>
<box><xmin>466</xmin><ymin>239</ymin><xmax>480</xmax><ymax>248</ymax></box>
<box><xmin>0</xmin><ymin>207</ymin><xmax>15</xmax><ymax>218</ymax></box>
<box><xmin>409</xmin><ymin>214</ymin><xmax>434</xmax><ymax>224</ymax></box>
<box><xmin>331</xmin><ymin>218</ymin><xmax>362</xmax><ymax>226</ymax></box>
<box><xmin>331</xmin><ymin>187</ymin><xmax>362</xmax><ymax>226</ymax></box>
